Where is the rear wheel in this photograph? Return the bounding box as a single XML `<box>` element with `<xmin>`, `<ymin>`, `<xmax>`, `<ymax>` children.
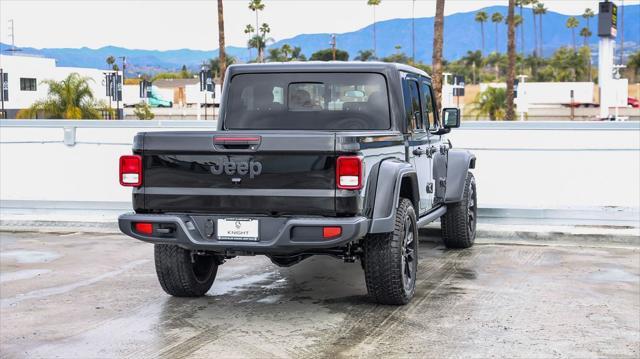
<box><xmin>154</xmin><ymin>244</ymin><xmax>218</xmax><ymax>297</ymax></box>
<box><xmin>363</xmin><ymin>198</ymin><xmax>418</xmax><ymax>305</ymax></box>
<box><xmin>441</xmin><ymin>172</ymin><xmax>477</xmax><ymax>249</ymax></box>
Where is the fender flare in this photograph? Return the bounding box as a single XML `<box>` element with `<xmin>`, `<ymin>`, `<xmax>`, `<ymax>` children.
<box><xmin>444</xmin><ymin>149</ymin><xmax>476</xmax><ymax>203</ymax></box>
<box><xmin>368</xmin><ymin>158</ymin><xmax>419</xmax><ymax>233</ymax></box>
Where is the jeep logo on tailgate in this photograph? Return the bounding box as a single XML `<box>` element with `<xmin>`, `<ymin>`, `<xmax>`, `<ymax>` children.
<box><xmin>210</xmin><ymin>157</ymin><xmax>263</xmax><ymax>178</ymax></box>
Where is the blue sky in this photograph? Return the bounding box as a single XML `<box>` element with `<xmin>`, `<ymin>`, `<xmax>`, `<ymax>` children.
<box><xmin>1</xmin><ymin>0</ymin><xmax>638</xmax><ymax>50</ymax></box>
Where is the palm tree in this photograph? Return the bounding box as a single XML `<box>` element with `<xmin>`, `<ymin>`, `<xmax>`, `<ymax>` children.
<box><xmin>580</xmin><ymin>27</ymin><xmax>592</xmax><ymax>47</ymax></box>
<box><xmin>486</xmin><ymin>51</ymin><xmax>507</xmax><ymax>79</ymax></box>
<box><xmin>626</xmin><ymin>51</ymin><xmax>640</xmax><ymax>82</ymax></box>
<box><xmin>267</xmin><ymin>47</ymin><xmax>283</xmax><ymax>62</ymax></box>
<box><xmin>106</xmin><ymin>56</ymin><xmax>115</xmax><ymax>70</ymax></box>
<box><xmin>355</xmin><ymin>49</ymin><xmax>377</xmax><ymax>61</ymax></box>
<box><xmin>534</xmin><ymin>3</ymin><xmax>547</xmax><ymax>56</ymax></box>
<box><xmin>244</xmin><ymin>24</ymin><xmax>255</xmax><ymax>60</ymax></box>
<box><xmin>281</xmin><ymin>44</ymin><xmax>292</xmax><ymax>59</ymax></box>
<box><xmin>580</xmin><ymin>26</ymin><xmax>593</xmax><ymax>81</ymax></box>
<box><xmin>582</xmin><ymin>8</ymin><xmax>595</xmax><ymax>35</ymax></box>
<box><xmin>217</xmin><ymin>0</ymin><xmax>227</xmax><ymax>86</ymax></box>
<box><xmin>290</xmin><ymin>46</ymin><xmax>306</xmax><ymax>61</ymax></box>
<box><xmin>529</xmin><ymin>0</ymin><xmax>538</xmax><ymax>56</ymax></box>
<box><xmin>506</xmin><ymin>0</ymin><xmax>517</xmax><ymax>121</ymax></box>
<box><xmin>249</xmin><ymin>23</ymin><xmax>272</xmax><ymax>62</ymax></box>
<box><xmin>513</xmin><ymin>15</ymin><xmax>523</xmax><ymax>29</ymax></box>
<box><xmin>472</xmin><ymin>87</ymin><xmax>507</xmax><ymax>120</ymax></box>
<box><xmin>462</xmin><ymin>50</ymin><xmax>483</xmax><ymax>84</ymax></box>
<box><xmin>515</xmin><ymin>0</ymin><xmax>527</xmax><ymax>57</ymax></box>
<box><xmin>17</xmin><ymin>73</ymin><xmax>108</xmax><ymax>119</ymax></box>
<box><xmin>248</xmin><ymin>0</ymin><xmax>265</xmax><ymax>61</ymax></box>
<box><xmin>505</xmin><ymin>15</ymin><xmax>523</xmax><ymax>49</ymax></box>
<box><xmin>566</xmin><ymin>17</ymin><xmax>579</xmax><ymax>51</ymax></box>
<box><xmin>475</xmin><ymin>11</ymin><xmax>488</xmax><ymax>54</ymax></box>
<box><xmin>248</xmin><ymin>0</ymin><xmax>264</xmax><ymax>37</ymax></box>
<box><xmin>367</xmin><ymin>0</ymin><xmax>382</xmax><ymax>57</ymax></box>
<box><xmin>432</xmin><ymin>0</ymin><xmax>445</xmax><ymax>109</ymax></box>
<box><xmin>266</xmin><ymin>44</ymin><xmax>304</xmax><ymax>62</ymax></box>
<box><xmin>491</xmin><ymin>12</ymin><xmax>504</xmax><ymax>53</ymax></box>
<box><xmin>210</xmin><ymin>56</ymin><xmax>236</xmax><ymax>76</ymax></box>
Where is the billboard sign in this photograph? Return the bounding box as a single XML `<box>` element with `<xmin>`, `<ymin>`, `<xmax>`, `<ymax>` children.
<box><xmin>598</xmin><ymin>1</ymin><xmax>617</xmax><ymax>38</ymax></box>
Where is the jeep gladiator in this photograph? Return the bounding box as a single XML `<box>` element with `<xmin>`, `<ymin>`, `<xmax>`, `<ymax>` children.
<box><xmin>119</xmin><ymin>62</ymin><xmax>476</xmax><ymax>305</ymax></box>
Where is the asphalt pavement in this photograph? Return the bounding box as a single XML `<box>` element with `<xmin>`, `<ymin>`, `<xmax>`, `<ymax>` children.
<box><xmin>0</xmin><ymin>230</ymin><xmax>638</xmax><ymax>358</ymax></box>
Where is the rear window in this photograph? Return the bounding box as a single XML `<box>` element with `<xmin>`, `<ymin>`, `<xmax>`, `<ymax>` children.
<box><xmin>224</xmin><ymin>73</ymin><xmax>390</xmax><ymax>130</ymax></box>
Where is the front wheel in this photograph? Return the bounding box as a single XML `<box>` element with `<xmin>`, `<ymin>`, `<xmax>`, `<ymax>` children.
<box><xmin>441</xmin><ymin>172</ymin><xmax>477</xmax><ymax>249</ymax></box>
<box><xmin>363</xmin><ymin>198</ymin><xmax>418</xmax><ymax>305</ymax></box>
<box><xmin>154</xmin><ymin>244</ymin><xmax>218</xmax><ymax>297</ymax></box>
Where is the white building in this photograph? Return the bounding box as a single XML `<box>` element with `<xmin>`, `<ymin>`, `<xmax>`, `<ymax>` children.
<box><xmin>0</xmin><ymin>54</ymin><xmax>119</xmax><ymax>119</ymax></box>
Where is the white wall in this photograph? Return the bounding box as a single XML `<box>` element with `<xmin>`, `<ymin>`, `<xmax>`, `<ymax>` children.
<box><xmin>0</xmin><ymin>54</ymin><xmax>117</xmax><ymax>111</ymax></box>
<box><xmin>522</xmin><ymin>82</ymin><xmax>594</xmax><ymax>106</ymax></box>
<box><xmin>1</xmin><ymin>121</ymin><xmax>638</xmax><ymax>211</ymax></box>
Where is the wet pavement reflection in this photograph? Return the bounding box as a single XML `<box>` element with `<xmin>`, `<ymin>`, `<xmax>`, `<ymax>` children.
<box><xmin>1</xmin><ymin>230</ymin><xmax>638</xmax><ymax>358</ymax></box>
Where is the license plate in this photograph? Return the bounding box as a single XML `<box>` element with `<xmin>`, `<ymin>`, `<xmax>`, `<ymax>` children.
<box><xmin>217</xmin><ymin>218</ymin><xmax>259</xmax><ymax>241</ymax></box>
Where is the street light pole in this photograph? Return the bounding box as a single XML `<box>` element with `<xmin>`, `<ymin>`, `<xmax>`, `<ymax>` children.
<box><xmin>201</xmin><ymin>64</ymin><xmax>210</xmax><ymax>121</ymax></box>
<box><xmin>330</xmin><ymin>34</ymin><xmax>337</xmax><ymax>61</ymax></box>
<box><xmin>119</xmin><ymin>56</ymin><xmax>126</xmax><ymax>83</ymax></box>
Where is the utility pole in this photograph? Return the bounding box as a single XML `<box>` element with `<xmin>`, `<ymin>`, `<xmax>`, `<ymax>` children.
<box><xmin>116</xmin><ymin>73</ymin><xmax>121</xmax><ymax>120</ymax></box>
<box><xmin>117</xmin><ymin>56</ymin><xmax>126</xmax><ymax>119</ymax></box>
<box><xmin>598</xmin><ymin>1</ymin><xmax>618</xmax><ymax>120</ymax></box>
<box><xmin>330</xmin><ymin>34</ymin><xmax>337</xmax><ymax>61</ymax></box>
<box><xmin>118</xmin><ymin>56</ymin><xmax>126</xmax><ymax>83</ymax></box>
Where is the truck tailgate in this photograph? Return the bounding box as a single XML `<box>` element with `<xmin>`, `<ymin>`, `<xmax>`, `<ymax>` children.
<box><xmin>137</xmin><ymin>131</ymin><xmax>339</xmax><ymax>216</ymax></box>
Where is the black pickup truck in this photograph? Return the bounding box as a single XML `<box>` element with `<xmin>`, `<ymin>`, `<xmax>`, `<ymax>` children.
<box><xmin>119</xmin><ymin>62</ymin><xmax>476</xmax><ymax>305</ymax></box>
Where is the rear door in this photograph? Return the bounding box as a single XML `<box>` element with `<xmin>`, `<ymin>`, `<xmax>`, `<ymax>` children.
<box><xmin>424</xmin><ymin>82</ymin><xmax>448</xmax><ymax>204</ymax></box>
<box><xmin>402</xmin><ymin>74</ymin><xmax>431</xmax><ymax>215</ymax></box>
<box><xmin>139</xmin><ymin>131</ymin><xmax>338</xmax><ymax>216</ymax></box>
<box><xmin>420</xmin><ymin>79</ymin><xmax>438</xmax><ymax>207</ymax></box>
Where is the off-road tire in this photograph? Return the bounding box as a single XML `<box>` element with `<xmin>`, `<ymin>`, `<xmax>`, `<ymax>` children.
<box><xmin>441</xmin><ymin>172</ymin><xmax>477</xmax><ymax>249</ymax></box>
<box><xmin>154</xmin><ymin>244</ymin><xmax>218</xmax><ymax>297</ymax></box>
<box><xmin>363</xmin><ymin>198</ymin><xmax>418</xmax><ymax>305</ymax></box>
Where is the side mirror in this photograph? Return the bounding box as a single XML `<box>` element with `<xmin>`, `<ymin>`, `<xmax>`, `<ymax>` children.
<box><xmin>442</xmin><ymin>108</ymin><xmax>461</xmax><ymax>129</ymax></box>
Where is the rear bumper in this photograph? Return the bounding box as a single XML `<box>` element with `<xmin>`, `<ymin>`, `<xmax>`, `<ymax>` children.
<box><xmin>118</xmin><ymin>212</ymin><xmax>369</xmax><ymax>254</ymax></box>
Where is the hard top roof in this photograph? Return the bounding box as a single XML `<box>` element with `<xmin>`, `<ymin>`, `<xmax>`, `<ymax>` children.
<box><xmin>227</xmin><ymin>61</ymin><xmax>430</xmax><ymax>79</ymax></box>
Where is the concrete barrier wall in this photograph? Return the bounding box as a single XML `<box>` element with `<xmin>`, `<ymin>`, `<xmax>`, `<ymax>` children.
<box><xmin>1</xmin><ymin>120</ymin><xmax>638</xmax><ymax>211</ymax></box>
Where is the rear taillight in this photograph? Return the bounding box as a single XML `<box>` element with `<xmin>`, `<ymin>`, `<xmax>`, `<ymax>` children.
<box><xmin>119</xmin><ymin>155</ymin><xmax>142</xmax><ymax>187</ymax></box>
<box><xmin>336</xmin><ymin>156</ymin><xmax>363</xmax><ymax>190</ymax></box>
<box><xmin>323</xmin><ymin>226</ymin><xmax>342</xmax><ymax>239</ymax></box>
<box><xmin>134</xmin><ymin>222</ymin><xmax>153</xmax><ymax>235</ymax></box>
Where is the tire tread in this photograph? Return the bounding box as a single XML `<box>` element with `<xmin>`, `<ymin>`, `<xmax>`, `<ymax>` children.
<box><xmin>363</xmin><ymin>198</ymin><xmax>416</xmax><ymax>305</ymax></box>
<box><xmin>154</xmin><ymin>244</ymin><xmax>217</xmax><ymax>297</ymax></box>
<box><xmin>441</xmin><ymin>172</ymin><xmax>476</xmax><ymax>249</ymax></box>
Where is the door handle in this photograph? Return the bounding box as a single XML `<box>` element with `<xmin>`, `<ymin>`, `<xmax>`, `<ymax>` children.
<box><xmin>426</xmin><ymin>146</ymin><xmax>438</xmax><ymax>158</ymax></box>
<box><xmin>413</xmin><ymin>147</ymin><xmax>425</xmax><ymax>156</ymax></box>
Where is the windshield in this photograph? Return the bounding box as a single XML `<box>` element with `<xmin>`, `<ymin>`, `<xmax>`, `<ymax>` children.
<box><xmin>224</xmin><ymin>73</ymin><xmax>390</xmax><ymax>130</ymax></box>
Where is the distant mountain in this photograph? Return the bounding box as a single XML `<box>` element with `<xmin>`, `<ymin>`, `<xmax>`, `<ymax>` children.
<box><xmin>1</xmin><ymin>4</ymin><xmax>638</xmax><ymax>73</ymax></box>
<box><xmin>271</xmin><ymin>4</ymin><xmax>639</xmax><ymax>61</ymax></box>
<box><xmin>0</xmin><ymin>44</ymin><xmax>250</xmax><ymax>74</ymax></box>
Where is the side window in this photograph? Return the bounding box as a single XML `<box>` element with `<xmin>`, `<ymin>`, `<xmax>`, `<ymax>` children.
<box><xmin>421</xmin><ymin>82</ymin><xmax>436</xmax><ymax>129</ymax></box>
<box><xmin>404</xmin><ymin>79</ymin><xmax>423</xmax><ymax>132</ymax></box>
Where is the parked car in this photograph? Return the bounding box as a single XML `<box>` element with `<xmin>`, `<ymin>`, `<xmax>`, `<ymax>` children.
<box><xmin>118</xmin><ymin>62</ymin><xmax>476</xmax><ymax>305</ymax></box>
